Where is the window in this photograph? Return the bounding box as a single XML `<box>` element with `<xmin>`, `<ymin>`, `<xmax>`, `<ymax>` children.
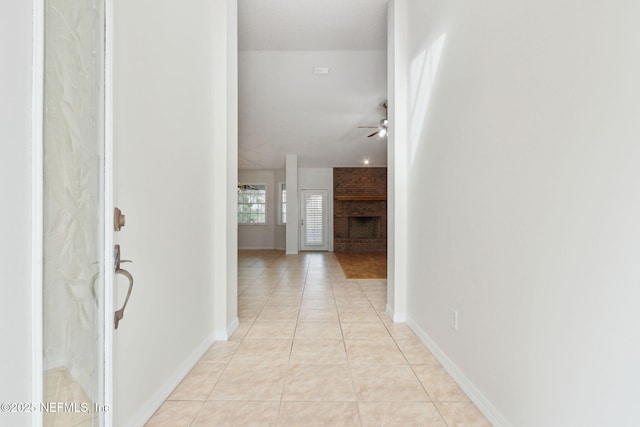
<box><xmin>237</xmin><ymin>184</ymin><xmax>266</xmax><ymax>224</ymax></box>
<box><xmin>280</xmin><ymin>184</ymin><xmax>287</xmax><ymax>224</ymax></box>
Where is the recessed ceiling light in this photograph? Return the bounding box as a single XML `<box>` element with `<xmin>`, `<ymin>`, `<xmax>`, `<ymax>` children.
<box><xmin>313</xmin><ymin>67</ymin><xmax>330</xmax><ymax>75</ymax></box>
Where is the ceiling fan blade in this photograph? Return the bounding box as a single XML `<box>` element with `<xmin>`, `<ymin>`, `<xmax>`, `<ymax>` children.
<box><xmin>367</xmin><ymin>131</ymin><xmax>379</xmax><ymax>138</ymax></box>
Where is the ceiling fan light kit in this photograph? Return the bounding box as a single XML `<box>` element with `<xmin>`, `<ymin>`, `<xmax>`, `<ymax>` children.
<box><xmin>358</xmin><ymin>101</ymin><xmax>388</xmax><ymax>139</ymax></box>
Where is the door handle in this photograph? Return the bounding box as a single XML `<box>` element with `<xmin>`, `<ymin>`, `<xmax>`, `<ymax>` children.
<box><xmin>114</xmin><ymin>267</ymin><xmax>133</xmax><ymax>329</ymax></box>
<box><xmin>114</xmin><ymin>244</ymin><xmax>134</xmax><ymax>329</ymax></box>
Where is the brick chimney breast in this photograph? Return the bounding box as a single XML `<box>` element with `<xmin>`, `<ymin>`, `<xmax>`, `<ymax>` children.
<box><xmin>334</xmin><ymin>167</ymin><xmax>387</xmax><ymax>253</ymax></box>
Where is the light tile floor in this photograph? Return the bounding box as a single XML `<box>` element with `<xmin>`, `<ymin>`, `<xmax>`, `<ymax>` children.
<box><xmin>146</xmin><ymin>250</ymin><xmax>491</xmax><ymax>426</ymax></box>
<box><xmin>44</xmin><ymin>368</ymin><xmax>99</xmax><ymax>426</ymax></box>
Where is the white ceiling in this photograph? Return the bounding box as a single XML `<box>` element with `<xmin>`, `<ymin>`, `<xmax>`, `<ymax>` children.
<box><xmin>238</xmin><ymin>0</ymin><xmax>389</xmax><ymax>170</ymax></box>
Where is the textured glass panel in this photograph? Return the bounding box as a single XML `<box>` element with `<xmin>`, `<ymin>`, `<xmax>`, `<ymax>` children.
<box><xmin>43</xmin><ymin>0</ymin><xmax>105</xmax><ymax>425</ymax></box>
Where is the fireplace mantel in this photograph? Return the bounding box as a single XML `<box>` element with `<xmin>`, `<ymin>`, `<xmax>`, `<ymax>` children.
<box><xmin>335</xmin><ymin>195</ymin><xmax>387</xmax><ymax>201</ymax></box>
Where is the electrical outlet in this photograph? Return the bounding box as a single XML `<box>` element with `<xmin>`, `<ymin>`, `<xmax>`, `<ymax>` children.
<box><xmin>450</xmin><ymin>310</ymin><xmax>459</xmax><ymax>331</ymax></box>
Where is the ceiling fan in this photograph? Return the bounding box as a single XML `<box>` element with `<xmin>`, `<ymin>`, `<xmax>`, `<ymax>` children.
<box><xmin>358</xmin><ymin>101</ymin><xmax>388</xmax><ymax>138</ymax></box>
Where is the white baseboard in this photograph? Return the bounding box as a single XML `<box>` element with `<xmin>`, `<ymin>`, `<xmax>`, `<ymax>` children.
<box><xmin>124</xmin><ymin>333</ymin><xmax>216</xmax><ymax>427</ymax></box>
<box><xmin>386</xmin><ymin>304</ymin><xmax>395</xmax><ymax>321</ymax></box>
<box><xmin>285</xmin><ymin>251</ymin><xmax>298</xmax><ymax>255</ymax></box>
<box><xmin>238</xmin><ymin>246</ymin><xmax>280</xmax><ymax>250</ymax></box>
<box><xmin>394</xmin><ymin>312</ymin><xmax>407</xmax><ymax>322</ymax></box>
<box><xmin>406</xmin><ymin>316</ymin><xmax>511</xmax><ymax>427</ymax></box>
<box><xmin>215</xmin><ymin>316</ymin><xmax>239</xmax><ymax>341</ymax></box>
<box><xmin>386</xmin><ymin>304</ymin><xmax>407</xmax><ymax>323</ymax></box>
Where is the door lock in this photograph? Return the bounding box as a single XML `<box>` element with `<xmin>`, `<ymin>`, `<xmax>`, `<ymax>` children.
<box><xmin>114</xmin><ymin>207</ymin><xmax>126</xmax><ymax>231</ymax></box>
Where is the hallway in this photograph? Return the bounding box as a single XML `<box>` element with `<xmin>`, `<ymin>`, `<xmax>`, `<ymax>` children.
<box><xmin>146</xmin><ymin>251</ymin><xmax>489</xmax><ymax>426</ymax></box>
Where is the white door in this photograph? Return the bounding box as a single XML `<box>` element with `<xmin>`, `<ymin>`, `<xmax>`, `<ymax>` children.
<box><xmin>40</xmin><ymin>0</ymin><xmax>116</xmax><ymax>425</ymax></box>
<box><xmin>300</xmin><ymin>190</ymin><xmax>329</xmax><ymax>251</ymax></box>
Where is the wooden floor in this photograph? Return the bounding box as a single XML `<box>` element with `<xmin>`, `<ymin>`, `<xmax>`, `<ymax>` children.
<box><xmin>335</xmin><ymin>253</ymin><xmax>387</xmax><ymax>279</ymax></box>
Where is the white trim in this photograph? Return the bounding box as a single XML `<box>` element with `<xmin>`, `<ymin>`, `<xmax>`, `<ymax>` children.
<box><xmin>122</xmin><ymin>333</ymin><xmax>216</xmax><ymax>427</ymax></box>
<box><xmin>31</xmin><ymin>0</ymin><xmax>44</xmax><ymax>425</ymax></box>
<box><xmin>104</xmin><ymin>0</ymin><xmax>115</xmax><ymax>425</ymax></box>
<box><xmin>394</xmin><ymin>312</ymin><xmax>407</xmax><ymax>322</ymax></box>
<box><xmin>406</xmin><ymin>316</ymin><xmax>511</xmax><ymax>427</ymax></box>
<box><xmin>238</xmin><ymin>246</ymin><xmax>283</xmax><ymax>250</ymax></box>
<box><xmin>386</xmin><ymin>304</ymin><xmax>407</xmax><ymax>323</ymax></box>
<box><xmin>215</xmin><ymin>316</ymin><xmax>240</xmax><ymax>341</ymax></box>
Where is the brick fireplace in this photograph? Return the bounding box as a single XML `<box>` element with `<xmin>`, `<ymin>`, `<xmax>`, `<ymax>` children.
<box><xmin>334</xmin><ymin>167</ymin><xmax>387</xmax><ymax>253</ymax></box>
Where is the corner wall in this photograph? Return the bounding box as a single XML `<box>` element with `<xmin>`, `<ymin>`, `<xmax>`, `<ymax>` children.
<box><xmin>386</xmin><ymin>0</ymin><xmax>408</xmax><ymax>322</ymax></box>
<box><xmin>0</xmin><ymin>2</ymin><xmax>33</xmax><ymax>426</ymax></box>
<box><xmin>396</xmin><ymin>0</ymin><xmax>640</xmax><ymax>425</ymax></box>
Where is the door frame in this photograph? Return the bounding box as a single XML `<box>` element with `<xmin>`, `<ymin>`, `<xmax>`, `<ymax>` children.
<box><xmin>31</xmin><ymin>0</ymin><xmax>115</xmax><ymax>424</ymax></box>
<box><xmin>31</xmin><ymin>2</ymin><xmax>44</xmax><ymax>425</ymax></box>
<box><xmin>299</xmin><ymin>189</ymin><xmax>330</xmax><ymax>251</ymax></box>
<box><xmin>104</xmin><ymin>1</ymin><xmax>115</xmax><ymax>423</ymax></box>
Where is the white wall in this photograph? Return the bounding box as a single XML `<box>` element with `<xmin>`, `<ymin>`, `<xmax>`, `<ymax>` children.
<box><xmin>212</xmin><ymin>0</ymin><xmax>239</xmax><ymax>342</ymax></box>
<box><xmin>274</xmin><ymin>168</ymin><xmax>287</xmax><ymax>249</ymax></box>
<box><xmin>397</xmin><ymin>0</ymin><xmax>640</xmax><ymax>426</ymax></box>
<box><xmin>237</xmin><ymin>168</ymin><xmax>331</xmax><ymax>251</ymax></box>
<box><xmin>237</xmin><ymin>169</ymin><xmax>285</xmax><ymax>250</ymax></box>
<box><xmin>0</xmin><ymin>2</ymin><xmax>33</xmax><ymax>427</ymax></box>
<box><xmin>386</xmin><ymin>0</ymin><xmax>408</xmax><ymax>322</ymax></box>
<box><xmin>299</xmin><ymin>168</ymin><xmax>334</xmax><ymax>252</ymax></box>
<box><xmin>285</xmin><ymin>155</ymin><xmax>299</xmax><ymax>254</ymax></box>
<box><xmin>113</xmin><ymin>0</ymin><xmax>235</xmax><ymax>424</ymax></box>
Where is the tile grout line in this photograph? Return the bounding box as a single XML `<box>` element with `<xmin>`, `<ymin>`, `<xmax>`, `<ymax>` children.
<box><xmin>276</xmin><ymin>252</ymin><xmax>310</xmax><ymax>426</ymax></box>
<box><xmin>150</xmin><ymin>251</ymin><xmax>486</xmax><ymax>426</ymax></box>
<box><xmin>330</xmin><ymin>257</ymin><xmax>364</xmax><ymax>427</ymax></box>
